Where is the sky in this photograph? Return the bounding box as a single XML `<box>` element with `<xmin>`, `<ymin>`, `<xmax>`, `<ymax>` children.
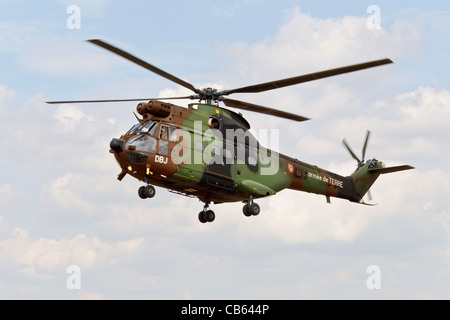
<box><xmin>0</xmin><ymin>0</ymin><xmax>449</xmax><ymax>300</ymax></box>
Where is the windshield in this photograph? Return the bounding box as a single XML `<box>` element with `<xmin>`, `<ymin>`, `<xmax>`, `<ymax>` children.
<box><xmin>139</xmin><ymin>121</ymin><xmax>159</xmax><ymax>135</ymax></box>
<box><xmin>125</xmin><ymin>123</ymin><xmax>141</xmax><ymax>136</ymax></box>
<box><xmin>128</xmin><ymin>135</ymin><xmax>157</xmax><ymax>153</ymax></box>
<box><xmin>125</xmin><ymin>120</ymin><xmax>159</xmax><ymax>136</ymax></box>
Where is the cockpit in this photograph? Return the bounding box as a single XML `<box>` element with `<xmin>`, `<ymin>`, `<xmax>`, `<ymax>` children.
<box><xmin>125</xmin><ymin>120</ymin><xmax>158</xmax><ymax>136</ymax></box>
<box><xmin>124</xmin><ymin>120</ymin><xmax>178</xmax><ymax>155</ymax></box>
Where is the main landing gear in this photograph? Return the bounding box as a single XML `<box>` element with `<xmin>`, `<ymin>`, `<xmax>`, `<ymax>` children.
<box><xmin>198</xmin><ymin>196</ymin><xmax>260</xmax><ymax>223</ymax></box>
<box><xmin>243</xmin><ymin>195</ymin><xmax>260</xmax><ymax>217</ymax></box>
<box><xmin>138</xmin><ymin>189</ymin><xmax>259</xmax><ymax>223</ymax></box>
<box><xmin>138</xmin><ymin>184</ymin><xmax>156</xmax><ymax>199</ymax></box>
<box><xmin>198</xmin><ymin>202</ymin><xmax>215</xmax><ymax>224</ymax></box>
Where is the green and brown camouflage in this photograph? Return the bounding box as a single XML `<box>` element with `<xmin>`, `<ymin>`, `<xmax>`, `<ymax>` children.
<box><xmin>109</xmin><ymin>100</ymin><xmax>414</xmax><ymax>218</ymax></box>
<box><xmin>48</xmin><ymin>39</ymin><xmax>415</xmax><ymax>223</ymax></box>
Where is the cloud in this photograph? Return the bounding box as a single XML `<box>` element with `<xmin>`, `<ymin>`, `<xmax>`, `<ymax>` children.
<box><xmin>0</xmin><ymin>226</ymin><xmax>144</xmax><ymax>277</ymax></box>
<box><xmin>54</xmin><ymin>105</ymin><xmax>94</xmax><ymax>133</ymax></box>
<box><xmin>239</xmin><ymin>191</ymin><xmax>373</xmax><ymax>243</ymax></box>
<box><xmin>42</xmin><ymin>173</ymin><xmax>95</xmax><ymax>212</ymax></box>
<box><xmin>222</xmin><ymin>7</ymin><xmax>422</xmax><ymax>83</ymax></box>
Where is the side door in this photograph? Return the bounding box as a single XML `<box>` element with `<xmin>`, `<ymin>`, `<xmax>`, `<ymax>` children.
<box><xmin>153</xmin><ymin>123</ymin><xmax>178</xmax><ymax>176</ymax></box>
<box><xmin>202</xmin><ymin>136</ymin><xmax>236</xmax><ymax>191</ymax></box>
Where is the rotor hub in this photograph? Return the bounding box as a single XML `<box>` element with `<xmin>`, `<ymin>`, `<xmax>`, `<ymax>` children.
<box><xmin>191</xmin><ymin>88</ymin><xmax>227</xmax><ymax>105</ymax></box>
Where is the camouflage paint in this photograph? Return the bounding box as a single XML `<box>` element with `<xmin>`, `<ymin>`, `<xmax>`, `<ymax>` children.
<box><xmin>110</xmin><ymin>100</ymin><xmax>391</xmax><ymax>206</ymax></box>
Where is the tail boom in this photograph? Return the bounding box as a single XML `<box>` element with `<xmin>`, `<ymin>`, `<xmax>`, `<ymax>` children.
<box><xmin>284</xmin><ymin>157</ymin><xmax>414</xmax><ymax>204</ymax></box>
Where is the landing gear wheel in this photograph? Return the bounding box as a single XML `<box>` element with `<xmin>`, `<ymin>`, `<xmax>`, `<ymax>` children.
<box><xmin>243</xmin><ymin>204</ymin><xmax>252</xmax><ymax>217</ymax></box>
<box><xmin>144</xmin><ymin>185</ymin><xmax>156</xmax><ymax>198</ymax></box>
<box><xmin>205</xmin><ymin>210</ymin><xmax>215</xmax><ymax>222</ymax></box>
<box><xmin>138</xmin><ymin>185</ymin><xmax>156</xmax><ymax>199</ymax></box>
<box><xmin>199</xmin><ymin>202</ymin><xmax>215</xmax><ymax>223</ymax></box>
<box><xmin>242</xmin><ymin>195</ymin><xmax>260</xmax><ymax>217</ymax></box>
<box><xmin>198</xmin><ymin>211</ymin><xmax>207</xmax><ymax>223</ymax></box>
<box><xmin>138</xmin><ymin>186</ymin><xmax>147</xmax><ymax>199</ymax></box>
<box><xmin>249</xmin><ymin>203</ymin><xmax>260</xmax><ymax>216</ymax></box>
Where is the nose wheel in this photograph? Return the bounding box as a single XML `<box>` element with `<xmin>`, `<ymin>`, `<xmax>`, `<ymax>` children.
<box><xmin>138</xmin><ymin>185</ymin><xmax>156</xmax><ymax>199</ymax></box>
<box><xmin>198</xmin><ymin>202</ymin><xmax>215</xmax><ymax>223</ymax></box>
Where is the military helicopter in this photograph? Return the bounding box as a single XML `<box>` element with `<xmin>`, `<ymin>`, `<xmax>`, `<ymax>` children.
<box><xmin>47</xmin><ymin>39</ymin><xmax>414</xmax><ymax>223</ymax></box>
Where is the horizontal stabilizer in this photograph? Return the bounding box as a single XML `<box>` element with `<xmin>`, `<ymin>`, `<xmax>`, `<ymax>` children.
<box><xmin>368</xmin><ymin>165</ymin><xmax>415</xmax><ymax>174</ymax></box>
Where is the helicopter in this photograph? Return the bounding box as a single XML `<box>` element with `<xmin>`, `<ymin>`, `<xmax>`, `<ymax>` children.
<box><xmin>47</xmin><ymin>39</ymin><xmax>414</xmax><ymax>223</ymax></box>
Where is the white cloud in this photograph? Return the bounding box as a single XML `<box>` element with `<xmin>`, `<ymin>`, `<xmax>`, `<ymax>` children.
<box><xmin>54</xmin><ymin>105</ymin><xmax>94</xmax><ymax>133</ymax></box>
<box><xmin>0</xmin><ymin>227</ymin><xmax>144</xmax><ymax>277</ymax></box>
<box><xmin>239</xmin><ymin>191</ymin><xmax>373</xmax><ymax>243</ymax></box>
<box><xmin>42</xmin><ymin>173</ymin><xmax>95</xmax><ymax>212</ymax></box>
<box><xmin>222</xmin><ymin>7</ymin><xmax>422</xmax><ymax>83</ymax></box>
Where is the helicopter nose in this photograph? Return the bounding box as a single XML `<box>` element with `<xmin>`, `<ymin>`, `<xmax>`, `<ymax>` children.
<box><xmin>110</xmin><ymin>138</ymin><xmax>124</xmax><ymax>153</ymax></box>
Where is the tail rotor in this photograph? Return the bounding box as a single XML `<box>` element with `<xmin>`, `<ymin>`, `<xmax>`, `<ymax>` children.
<box><xmin>342</xmin><ymin>130</ymin><xmax>414</xmax><ymax>204</ymax></box>
<box><xmin>342</xmin><ymin>130</ymin><xmax>371</xmax><ymax>169</ymax></box>
<box><xmin>343</xmin><ymin>130</ymin><xmax>374</xmax><ymax>202</ymax></box>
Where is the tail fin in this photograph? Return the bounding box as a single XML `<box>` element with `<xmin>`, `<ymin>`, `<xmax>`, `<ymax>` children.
<box><xmin>343</xmin><ymin>130</ymin><xmax>415</xmax><ymax>203</ymax></box>
<box><xmin>350</xmin><ymin>162</ymin><xmax>414</xmax><ymax>203</ymax></box>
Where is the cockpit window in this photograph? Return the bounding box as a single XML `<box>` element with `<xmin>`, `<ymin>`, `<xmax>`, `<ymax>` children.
<box><xmin>125</xmin><ymin>123</ymin><xmax>141</xmax><ymax>136</ymax></box>
<box><xmin>128</xmin><ymin>135</ymin><xmax>157</xmax><ymax>153</ymax></box>
<box><xmin>160</xmin><ymin>125</ymin><xmax>169</xmax><ymax>140</ymax></box>
<box><xmin>125</xmin><ymin>120</ymin><xmax>160</xmax><ymax>136</ymax></box>
<box><xmin>139</xmin><ymin>121</ymin><xmax>159</xmax><ymax>136</ymax></box>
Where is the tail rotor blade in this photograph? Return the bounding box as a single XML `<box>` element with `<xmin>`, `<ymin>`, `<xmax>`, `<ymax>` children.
<box><xmin>342</xmin><ymin>138</ymin><xmax>361</xmax><ymax>163</ymax></box>
<box><xmin>362</xmin><ymin>130</ymin><xmax>371</xmax><ymax>162</ymax></box>
<box><xmin>367</xmin><ymin>188</ymin><xmax>373</xmax><ymax>201</ymax></box>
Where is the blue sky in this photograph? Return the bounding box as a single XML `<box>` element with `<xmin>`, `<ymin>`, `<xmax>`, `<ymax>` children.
<box><xmin>0</xmin><ymin>0</ymin><xmax>450</xmax><ymax>299</ymax></box>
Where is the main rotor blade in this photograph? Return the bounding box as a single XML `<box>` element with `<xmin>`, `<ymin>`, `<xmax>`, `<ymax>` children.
<box><xmin>87</xmin><ymin>39</ymin><xmax>199</xmax><ymax>94</ymax></box>
<box><xmin>342</xmin><ymin>138</ymin><xmax>361</xmax><ymax>163</ymax></box>
<box><xmin>46</xmin><ymin>96</ymin><xmax>193</xmax><ymax>104</ymax></box>
<box><xmin>222</xmin><ymin>97</ymin><xmax>309</xmax><ymax>122</ymax></box>
<box><xmin>362</xmin><ymin>130</ymin><xmax>371</xmax><ymax>162</ymax></box>
<box><xmin>225</xmin><ymin>59</ymin><xmax>393</xmax><ymax>95</ymax></box>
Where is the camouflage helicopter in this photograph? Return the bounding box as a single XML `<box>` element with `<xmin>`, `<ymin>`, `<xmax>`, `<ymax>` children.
<box><xmin>48</xmin><ymin>39</ymin><xmax>414</xmax><ymax>223</ymax></box>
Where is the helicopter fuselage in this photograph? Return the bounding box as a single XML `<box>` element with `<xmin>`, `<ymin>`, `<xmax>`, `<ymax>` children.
<box><xmin>49</xmin><ymin>39</ymin><xmax>414</xmax><ymax>223</ymax></box>
<box><xmin>110</xmin><ymin>100</ymin><xmax>362</xmax><ymax>205</ymax></box>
